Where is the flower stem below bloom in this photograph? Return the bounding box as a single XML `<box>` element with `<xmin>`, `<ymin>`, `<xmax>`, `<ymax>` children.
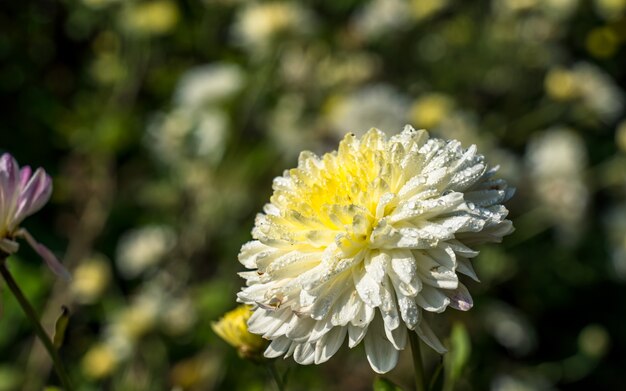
<box><xmin>409</xmin><ymin>330</ymin><xmax>427</xmax><ymax>391</ymax></box>
<box><xmin>0</xmin><ymin>257</ymin><xmax>73</xmax><ymax>390</ymax></box>
<box><xmin>267</xmin><ymin>360</ymin><xmax>286</xmax><ymax>391</ymax></box>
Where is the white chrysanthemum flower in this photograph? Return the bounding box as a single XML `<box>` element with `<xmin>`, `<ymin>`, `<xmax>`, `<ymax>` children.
<box><xmin>573</xmin><ymin>62</ymin><xmax>624</xmax><ymax>122</ymax></box>
<box><xmin>237</xmin><ymin>126</ymin><xmax>514</xmax><ymax>373</ymax></box>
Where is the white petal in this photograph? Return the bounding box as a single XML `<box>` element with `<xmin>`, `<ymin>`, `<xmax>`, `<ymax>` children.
<box><xmin>293</xmin><ymin>342</ymin><xmax>316</xmax><ymax>365</ymax></box>
<box><xmin>331</xmin><ymin>289</ymin><xmax>360</xmax><ymax>326</ymax></box>
<box><xmin>414</xmin><ymin>251</ymin><xmax>458</xmax><ymax>290</ymax></box>
<box><xmin>384</xmin><ymin>320</ymin><xmax>407</xmax><ymax>350</ymax></box>
<box><xmin>447</xmin><ymin>239</ymin><xmax>479</xmax><ymax>258</ymax></box>
<box><xmin>416</xmin><ymin>285</ymin><xmax>450</xmax><ymax>313</ymax></box>
<box><xmin>286</xmin><ymin>315</ymin><xmax>316</xmax><ymax>342</ymax></box>
<box><xmin>308</xmin><ymin>318</ymin><xmax>333</xmax><ymax>342</ymax></box>
<box><xmin>416</xmin><ymin>321</ymin><xmax>447</xmax><ymax>354</ymax></box>
<box><xmin>266</xmin><ymin>251</ymin><xmax>320</xmax><ymax>278</ymax></box>
<box><xmin>238</xmin><ymin>241</ymin><xmax>275</xmax><ymax>269</ymax></box>
<box><xmin>364</xmin><ymin>315</ymin><xmax>399</xmax><ymax>374</ymax></box>
<box><xmin>351</xmin><ymin>300</ymin><xmax>375</xmax><ymax>327</ymax></box>
<box><xmin>426</xmin><ymin>246</ymin><xmax>457</xmax><ymax>269</ymax></box>
<box><xmin>353</xmin><ymin>265</ymin><xmax>382</xmax><ymax>308</ymax></box>
<box><xmin>456</xmin><ymin>258</ymin><xmax>480</xmax><ymax>282</ymax></box>
<box><xmin>348</xmin><ymin>323</ymin><xmax>368</xmax><ymax>348</ymax></box>
<box><xmin>390</xmin><ymin>249</ymin><xmax>417</xmax><ymax>284</ymax></box>
<box><xmin>379</xmin><ymin>277</ymin><xmax>400</xmax><ymax>331</ymax></box>
<box><xmin>388</xmin><ymin>192</ymin><xmax>464</xmax><ymax>223</ymax></box>
<box><xmin>314</xmin><ymin>326</ymin><xmax>347</xmax><ymax>364</ymax></box>
<box><xmin>448</xmin><ymin>163</ymin><xmax>486</xmax><ymax>191</ymax></box>
<box><xmin>371</xmin><ymin>222</ymin><xmax>454</xmax><ymax>249</ymax></box>
<box><xmin>265</xmin><ymin>337</ymin><xmax>291</xmax><ymax>358</ymax></box>
<box><xmin>396</xmin><ymin>295</ymin><xmax>420</xmax><ymax>329</ymax></box>
<box><xmin>364</xmin><ymin>250</ymin><xmax>389</xmax><ymax>283</ymax></box>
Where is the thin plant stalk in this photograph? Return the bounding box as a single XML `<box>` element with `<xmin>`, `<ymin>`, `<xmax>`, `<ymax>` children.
<box><xmin>409</xmin><ymin>331</ymin><xmax>427</xmax><ymax>391</ymax></box>
<box><xmin>267</xmin><ymin>360</ymin><xmax>285</xmax><ymax>391</ymax></box>
<box><xmin>0</xmin><ymin>257</ymin><xmax>73</xmax><ymax>390</ymax></box>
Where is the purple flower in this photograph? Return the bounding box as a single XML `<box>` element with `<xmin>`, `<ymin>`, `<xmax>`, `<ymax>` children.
<box><xmin>0</xmin><ymin>153</ymin><xmax>70</xmax><ymax>279</ymax></box>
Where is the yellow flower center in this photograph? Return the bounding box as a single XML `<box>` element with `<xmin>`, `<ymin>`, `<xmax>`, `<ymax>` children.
<box><xmin>268</xmin><ymin>131</ymin><xmax>412</xmax><ymax>257</ymax></box>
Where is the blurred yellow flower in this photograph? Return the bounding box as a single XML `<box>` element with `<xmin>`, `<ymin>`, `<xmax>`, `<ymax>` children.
<box><xmin>578</xmin><ymin>324</ymin><xmax>610</xmax><ymax>358</ymax></box>
<box><xmin>410</xmin><ymin>0</ymin><xmax>449</xmax><ymax>20</ymax></box>
<box><xmin>116</xmin><ymin>302</ymin><xmax>158</xmax><ymax>341</ymax></box>
<box><xmin>544</xmin><ymin>68</ymin><xmax>579</xmax><ymax>100</ymax></box>
<box><xmin>212</xmin><ymin>305</ymin><xmax>268</xmax><ymax>359</ymax></box>
<box><xmin>586</xmin><ymin>27</ymin><xmax>620</xmax><ymax>58</ymax></box>
<box><xmin>71</xmin><ymin>255</ymin><xmax>111</xmax><ymax>304</ymax></box>
<box><xmin>123</xmin><ymin>0</ymin><xmax>179</xmax><ymax>36</ymax></box>
<box><xmin>82</xmin><ymin>344</ymin><xmax>119</xmax><ymax>379</ymax></box>
<box><xmin>410</xmin><ymin>94</ymin><xmax>454</xmax><ymax>129</ymax></box>
<box><xmin>232</xmin><ymin>2</ymin><xmax>314</xmax><ymax>51</ymax></box>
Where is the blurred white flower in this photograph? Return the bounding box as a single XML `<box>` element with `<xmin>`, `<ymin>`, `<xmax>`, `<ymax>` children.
<box><xmin>526</xmin><ymin>128</ymin><xmax>588</xmax><ymax>243</ymax></box>
<box><xmin>238</xmin><ymin>127</ymin><xmax>514</xmax><ymax>373</ymax></box>
<box><xmin>491</xmin><ymin>374</ymin><xmax>554</xmax><ymax>391</ymax></box>
<box><xmin>268</xmin><ymin>94</ymin><xmax>319</xmax><ymax>159</ymax></box>
<box><xmin>573</xmin><ymin>62</ymin><xmax>624</xmax><ymax>122</ymax></box>
<box><xmin>280</xmin><ymin>45</ymin><xmax>378</xmax><ymax>89</ymax></box>
<box><xmin>484</xmin><ymin>301</ymin><xmax>536</xmax><ymax>355</ymax></box>
<box><xmin>116</xmin><ymin>225</ymin><xmax>176</xmax><ymax>278</ymax></box>
<box><xmin>148</xmin><ymin>108</ymin><xmax>229</xmax><ymax>166</ymax></box>
<box><xmin>352</xmin><ymin>0</ymin><xmax>411</xmax><ymax>39</ymax></box>
<box><xmin>104</xmin><ymin>284</ymin><xmax>165</xmax><ymax>358</ymax></box>
<box><xmin>326</xmin><ymin>84</ymin><xmax>409</xmax><ymax>139</ymax></box>
<box><xmin>232</xmin><ymin>2</ymin><xmax>315</xmax><ymax>53</ymax></box>
<box><xmin>162</xmin><ymin>296</ymin><xmax>197</xmax><ymax>336</ymax></box>
<box><xmin>174</xmin><ymin>63</ymin><xmax>244</xmax><ymax>108</ymax></box>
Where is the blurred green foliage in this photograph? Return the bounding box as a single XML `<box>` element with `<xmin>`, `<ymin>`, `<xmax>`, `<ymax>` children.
<box><xmin>1</xmin><ymin>0</ymin><xmax>625</xmax><ymax>390</ymax></box>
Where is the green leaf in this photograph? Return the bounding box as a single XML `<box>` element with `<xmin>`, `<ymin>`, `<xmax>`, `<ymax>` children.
<box><xmin>53</xmin><ymin>305</ymin><xmax>70</xmax><ymax>349</ymax></box>
<box><xmin>443</xmin><ymin>322</ymin><xmax>471</xmax><ymax>391</ymax></box>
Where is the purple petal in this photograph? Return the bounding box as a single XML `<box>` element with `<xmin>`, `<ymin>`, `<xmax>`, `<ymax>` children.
<box><xmin>20</xmin><ymin>229</ymin><xmax>71</xmax><ymax>281</ymax></box>
<box><xmin>19</xmin><ymin>166</ymin><xmax>32</xmax><ymax>188</ymax></box>
<box><xmin>13</xmin><ymin>168</ymin><xmax>52</xmax><ymax>225</ymax></box>
<box><xmin>0</xmin><ymin>153</ymin><xmax>20</xmax><ymax>214</ymax></box>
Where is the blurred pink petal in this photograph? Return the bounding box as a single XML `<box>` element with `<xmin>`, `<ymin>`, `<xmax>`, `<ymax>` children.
<box><xmin>19</xmin><ymin>229</ymin><xmax>71</xmax><ymax>281</ymax></box>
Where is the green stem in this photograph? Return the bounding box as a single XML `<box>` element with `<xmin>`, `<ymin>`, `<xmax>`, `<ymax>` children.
<box><xmin>267</xmin><ymin>360</ymin><xmax>285</xmax><ymax>391</ymax></box>
<box><xmin>409</xmin><ymin>331</ymin><xmax>427</xmax><ymax>391</ymax></box>
<box><xmin>0</xmin><ymin>258</ymin><xmax>73</xmax><ymax>390</ymax></box>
